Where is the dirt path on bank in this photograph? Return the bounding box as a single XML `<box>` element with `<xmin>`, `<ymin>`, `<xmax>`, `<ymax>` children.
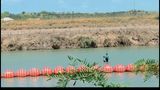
<box><xmin>1</xmin><ymin>25</ymin><xmax>158</xmax><ymax>36</ymax></box>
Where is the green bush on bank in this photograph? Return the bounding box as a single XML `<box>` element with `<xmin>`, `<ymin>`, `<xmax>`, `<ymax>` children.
<box><xmin>1</xmin><ymin>10</ymin><xmax>158</xmax><ymax>20</ymax></box>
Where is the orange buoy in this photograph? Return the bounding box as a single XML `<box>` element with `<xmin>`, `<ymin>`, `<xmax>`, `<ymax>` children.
<box><xmin>101</xmin><ymin>64</ymin><xmax>113</xmax><ymax>73</ymax></box>
<box><xmin>91</xmin><ymin>65</ymin><xmax>99</xmax><ymax>70</ymax></box>
<box><xmin>42</xmin><ymin>66</ymin><xmax>52</xmax><ymax>75</ymax></box>
<box><xmin>53</xmin><ymin>66</ymin><xmax>65</xmax><ymax>75</ymax></box>
<box><xmin>29</xmin><ymin>68</ymin><xmax>41</xmax><ymax>77</ymax></box>
<box><xmin>126</xmin><ymin>64</ymin><xmax>135</xmax><ymax>72</ymax></box>
<box><xmin>139</xmin><ymin>65</ymin><xmax>146</xmax><ymax>72</ymax></box>
<box><xmin>77</xmin><ymin>65</ymin><xmax>87</xmax><ymax>72</ymax></box>
<box><xmin>3</xmin><ymin>70</ymin><xmax>14</xmax><ymax>78</ymax></box>
<box><xmin>113</xmin><ymin>64</ymin><xmax>125</xmax><ymax>72</ymax></box>
<box><xmin>1</xmin><ymin>73</ymin><xmax>4</xmax><ymax>78</ymax></box>
<box><xmin>66</xmin><ymin>66</ymin><xmax>76</xmax><ymax>74</ymax></box>
<box><xmin>15</xmin><ymin>69</ymin><xmax>28</xmax><ymax>77</ymax></box>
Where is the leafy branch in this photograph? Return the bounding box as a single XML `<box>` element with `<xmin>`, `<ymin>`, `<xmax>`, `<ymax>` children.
<box><xmin>134</xmin><ymin>59</ymin><xmax>159</xmax><ymax>82</ymax></box>
<box><xmin>67</xmin><ymin>56</ymin><xmax>97</xmax><ymax>67</ymax></box>
<box><xmin>47</xmin><ymin>57</ymin><xmax>159</xmax><ymax>87</ymax></box>
<box><xmin>48</xmin><ymin>56</ymin><xmax>122</xmax><ymax>87</ymax></box>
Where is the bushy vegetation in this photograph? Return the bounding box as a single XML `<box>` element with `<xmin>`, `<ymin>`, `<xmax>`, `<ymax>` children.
<box><xmin>134</xmin><ymin>59</ymin><xmax>159</xmax><ymax>82</ymax></box>
<box><xmin>103</xmin><ymin>38</ymin><xmax>116</xmax><ymax>47</ymax></box>
<box><xmin>117</xmin><ymin>36</ymin><xmax>132</xmax><ymax>46</ymax></box>
<box><xmin>103</xmin><ymin>36</ymin><xmax>132</xmax><ymax>47</ymax></box>
<box><xmin>1</xmin><ymin>10</ymin><xmax>158</xmax><ymax>20</ymax></box>
<box><xmin>78</xmin><ymin>37</ymin><xmax>97</xmax><ymax>48</ymax></box>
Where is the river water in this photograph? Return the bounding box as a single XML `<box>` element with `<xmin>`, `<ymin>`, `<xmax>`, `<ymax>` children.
<box><xmin>1</xmin><ymin>46</ymin><xmax>159</xmax><ymax>87</ymax></box>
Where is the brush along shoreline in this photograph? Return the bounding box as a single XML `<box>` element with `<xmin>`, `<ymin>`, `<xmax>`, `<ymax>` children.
<box><xmin>1</xmin><ymin>25</ymin><xmax>159</xmax><ymax>51</ymax></box>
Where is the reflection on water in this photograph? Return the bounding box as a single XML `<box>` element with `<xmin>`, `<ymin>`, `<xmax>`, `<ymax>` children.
<box><xmin>41</xmin><ymin>76</ymin><xmax>48</xmax><ymax>80</ymax></box>
<box><xmin>126</xmin><ymin>72</ymin><xmax>136</xmax><ymax>78</ymax></box>
<box><xmin>3</xmin><ymin>78</ymin><xmax>14</xmax><ymax>87</ymax></box>
<box><xmin>16</xmin><ymin>77</ymin><xmax>26</xmax><ymax>87</ymax></box>
<box><xmin>29</xmin><ymin>77</ymin><xmax>39</xmax><ymax>82</ymax></box>
<box><xmin>114</xmin><ymin>73</ymin><xmax>124</xmax><ymax>78</ymax></box>
<box><xmin>139</xmin><ymin>72</ymin><xmax>146</xmax><ymax>78</ymax></box>
<box><xmin>104</xmin><ymin>73</ymin><xmax>112</xmax><ymax>78</ymax></box>
<box><xmin>29</xmin><ymin>77</ymin><xmax>40</xmax><ymax>87</ymax></box>
<box><xmin>17</xmin><ymin>77</ymin><xmax>25</xmax><ymax>81</ymax></box>
<box><xmin>1</xmin><ymin>72</ymin><xmax>159</xmax><ymax>87</ymax></box>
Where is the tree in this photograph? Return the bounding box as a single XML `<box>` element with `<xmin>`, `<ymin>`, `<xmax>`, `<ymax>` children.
<box><xmin>22</xmin><ymin>11</ymin><xmax>26</xmax><ymax>15</ymax></box>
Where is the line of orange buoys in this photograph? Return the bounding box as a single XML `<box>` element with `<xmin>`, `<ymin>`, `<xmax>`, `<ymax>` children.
<box><xmin>1</xmin><ymin>64</ymin><xmax>136</xmax><ymax>78</ymax></box>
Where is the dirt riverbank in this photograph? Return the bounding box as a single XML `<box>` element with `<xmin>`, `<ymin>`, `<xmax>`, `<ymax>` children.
<box><xmin>1</xmin><ymin>25</ymin><xmax>159</xmax><ymax>51</ymax></box>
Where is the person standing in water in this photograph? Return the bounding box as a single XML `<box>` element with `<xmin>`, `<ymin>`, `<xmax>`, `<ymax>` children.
<box><xmin>103</xmin><ymin>52</ymin><xmax>109</xmax><ymax>63</ymax></box>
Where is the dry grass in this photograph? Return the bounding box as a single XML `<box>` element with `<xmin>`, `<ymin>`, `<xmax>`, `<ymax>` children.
<box><xmin>1</xmin><ymin>14</ymin><xmax>159</xmax><ymax>30</ymax></box>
